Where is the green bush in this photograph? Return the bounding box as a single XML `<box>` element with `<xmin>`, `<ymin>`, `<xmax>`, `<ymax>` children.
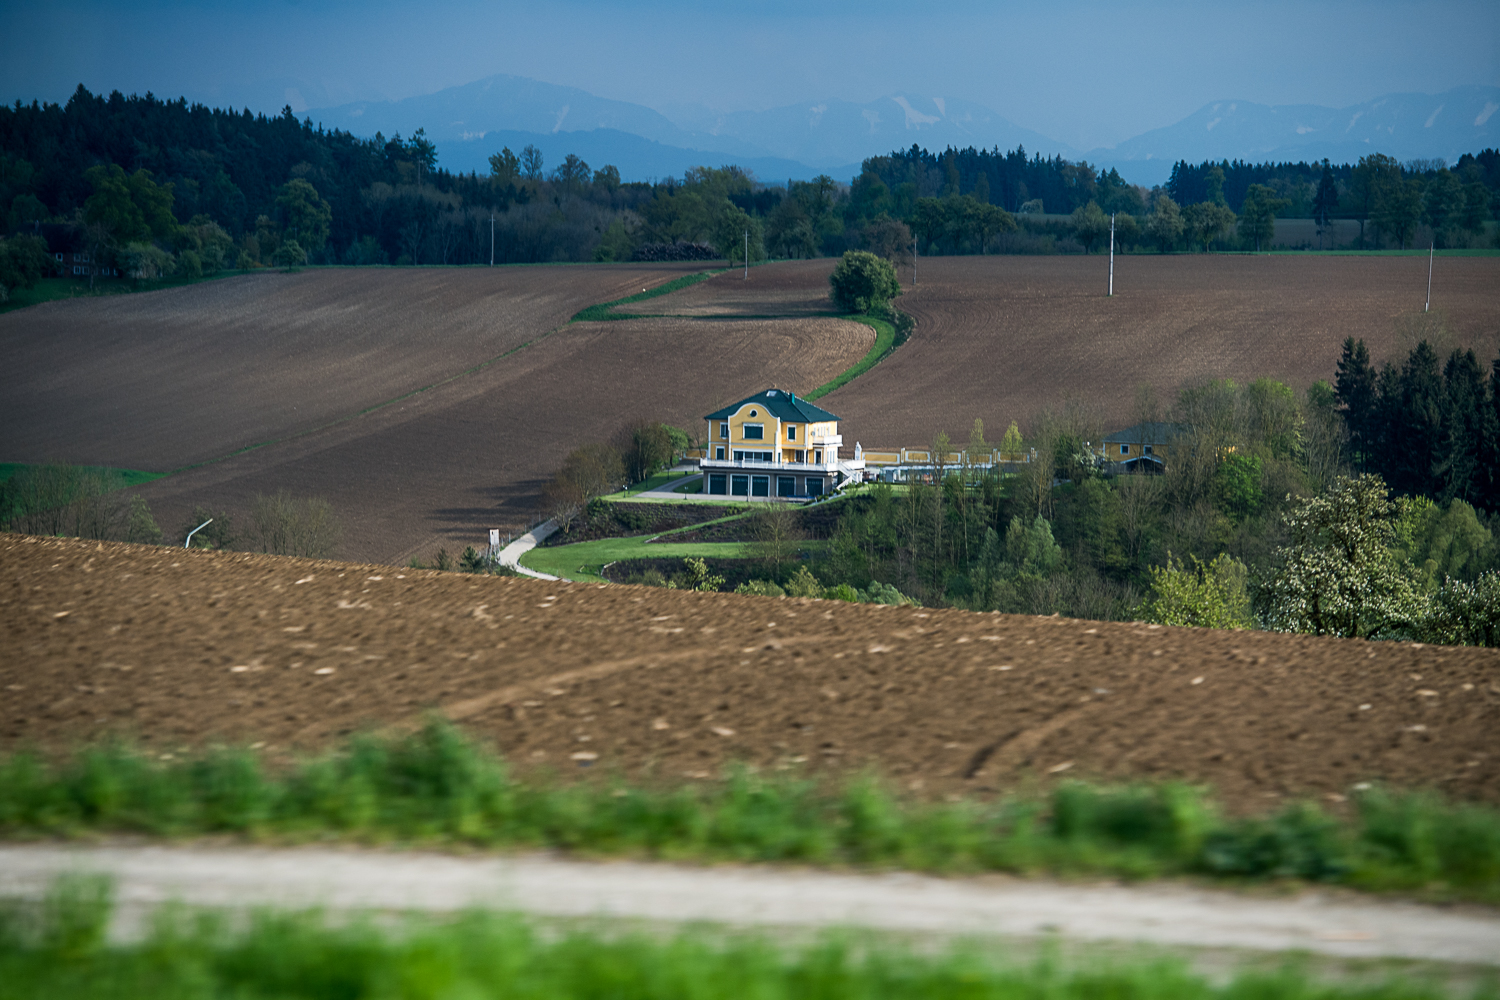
<box><xmin>735</xmin><ymin>579</ymin><xmax>786</xmax><ymax>597</ymax></box>
<box><xmin>826</xmin><ymin>582</ymin><xmax>860</xmax><ymax>602</ymax></box>
<box><xmin>784</xmin><ymin>565</ymin><xmax>825</xmax><ymax>598</ymax></box>
<box><xmin>859</xmin><ymin>581</ymin><xmax>920</xmax><ymax>606</ymax></box>
<box><xmin>828</xmin><ymin>250</ymin><xmax>901</xmax><ymax>315</ymax></box>
<box><xmin>1141</xmin><ymin>552</ymin><xmax>1255</xmax><ymax>629</ymax></box>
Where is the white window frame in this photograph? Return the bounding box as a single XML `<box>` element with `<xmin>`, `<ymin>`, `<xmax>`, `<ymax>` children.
<box><xmin>787</xmin><ymin>425</ymin><xmax>797</xmax><ymax>441</ymax></box>
<box><xmin>741</xmin><ymin>422</ymin><xmax>765</xmax><ymax>440</ymax></box>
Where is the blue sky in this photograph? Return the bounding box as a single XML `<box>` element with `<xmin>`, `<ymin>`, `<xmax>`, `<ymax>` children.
<box><xmin>3</xmin><ymin>0</ymin><xmax>1497</xmax><ymax>151</ymax></box>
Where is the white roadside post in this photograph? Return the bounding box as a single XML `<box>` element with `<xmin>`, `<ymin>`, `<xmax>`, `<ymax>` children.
<box><xmin>1108</xmin><ymin>213</ymin><xmax>1115</xmax><ymax>297</ymax></box>
<box><xmin>489</xmin><ymin>528</ymin><xmax>501</xmax><ymax>566</ymax></box>
<box><xmin>1426</xmin><ymin>242</ymin><xmax>1434</xmax><ymax>313</ymax></box>
<box><xmin>184</xmin><ymin>518</ymin><xmax>213</xmax><ymax>549</ymax></box>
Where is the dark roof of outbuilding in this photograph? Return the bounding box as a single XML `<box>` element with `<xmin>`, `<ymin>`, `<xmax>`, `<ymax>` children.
<box><xmin>1102</xmin><ymin>422</ymin><xmax>1180</xmax><ymax>444</ymax></box>
<box><xmin>705</xmin><ymin>390</ymin><xmax>840</xmax><ymax>424</ymax></box>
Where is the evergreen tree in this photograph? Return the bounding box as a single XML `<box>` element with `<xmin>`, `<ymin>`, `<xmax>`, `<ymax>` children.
<box><xmin>1389</xmin><ymin>342</ymin><xmax>1444</xmax><ymax>497</ymax></box>
<box><xmin>1334</xmin><ymin>337</ymin><xmax>1377</xmax><ymax>470</ymax></box>
<box><xmin>1312</xmin><ymin>160</ymin><xmax>1338</xmax><ymax>248</ymax></box>
<box><xmin>1435</xmin><ymin>349</ymin><xmax>1491</xmax><ymax>504</ymax></box>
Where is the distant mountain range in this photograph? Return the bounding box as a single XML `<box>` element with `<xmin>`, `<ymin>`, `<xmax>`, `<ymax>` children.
<box><xmin>309</xmin><ymin>78</ymin><xmax>1500</xmax><ymax>188</ymax></box>
<box><xmin>1096</xmin><ymin>86</ymin><xmax>1500</xmax><ymax>183</ymax></box>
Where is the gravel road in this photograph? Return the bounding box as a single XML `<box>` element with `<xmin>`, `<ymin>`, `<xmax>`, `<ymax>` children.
<box><xmin>2</xmin><ymin>845</ymin><xmax>1495</xmax><ymax>964</ymax></box>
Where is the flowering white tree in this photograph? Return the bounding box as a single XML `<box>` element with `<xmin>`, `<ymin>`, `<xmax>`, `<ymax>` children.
<box><xmin>1261</xmin><ymin>475</ymin><xmax>1424</xmax><ymax>638</ymax></box>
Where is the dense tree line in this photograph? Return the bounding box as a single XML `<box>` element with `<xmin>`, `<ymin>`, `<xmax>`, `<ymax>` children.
<box><xmin>3</xmin><ymin>87</ymin><xmax>1496</xmax><ymax>290</ymax></box>
<box><xmin>1335</xmin><ymin>335</ymin><xmax>1500</xmax><ymax>510</ymax></box>
<box><xmin>699</xmin><ymin>354</ymin><xmax>1500</xmax><ymax>642</ymax></box>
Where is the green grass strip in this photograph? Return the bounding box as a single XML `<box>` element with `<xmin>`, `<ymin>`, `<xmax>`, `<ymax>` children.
<box><xmin>0</xmin><ymin>463</ymin><xmax>165</xmax><ymax>489</ymax></box>
<box><xmin>3</xmin><ymin>721</ymin><xmax>1497</xmax><ymax>904</ymax></box>
<box><xmin>2</xmin><ymin>880</ymin><xmax>1476</xmax><ymax>1000</ymax></box>
<box><xmin>521</xmin><ymin>538</ymin><xmax>758</xmax><ymax>581</ymax></box>
<box><xmin>805</xmin><ymin>314</ymin><xmax>897</xmax><ymax>401</ymax></box>
<box><xmin>571</xmin><ymin>269</ymin><xmax>727</xmax><ymax>321</ymax></box>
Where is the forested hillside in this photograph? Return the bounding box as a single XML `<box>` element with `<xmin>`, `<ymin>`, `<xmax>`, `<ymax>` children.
<box><xmin>1</xmin><ymin>85</ymin><xmax>1497</xmax><ymax>296</ymax></box>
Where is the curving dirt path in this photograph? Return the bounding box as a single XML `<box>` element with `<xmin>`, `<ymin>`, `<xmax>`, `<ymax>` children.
<box><xmin>2</xmin><ymin>844</ymin><xmax>1496</xmax><ymax>964</ymax></box>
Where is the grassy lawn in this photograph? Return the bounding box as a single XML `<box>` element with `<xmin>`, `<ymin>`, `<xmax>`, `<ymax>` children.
<box><xmin>521</xmin><ymin>536</ymin><xmax>755</xmax><ymax>581</ymax></box>
<box><xmin>611</xmin><ymin>471</ymin><xmax>694</xmax><ymax>497</ymax></box>
<box><xmin>0</xmin><ymin>463</ymin><xmax>166</xmax><ymax>488</ymax></box>
<box><xmin>672</xmin><ymin>476</ymin><xmax>703</xmax><ymax>494</ymax></box>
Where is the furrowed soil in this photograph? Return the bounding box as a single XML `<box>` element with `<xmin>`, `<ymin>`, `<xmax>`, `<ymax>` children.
<box><xmin>636</xmin><ymin>255</ymin><xmax>1500</xmax><ymax>446</ymax></box>
<box><xmin>0</xmin><ymin>264</ymin><xmax>872</xmax><ymax>564</ymax></box>
<box><xmin>0</xmin><ymin>265</ymin><xmax>703</xmax><ymax>470</ymax></box>
<box><xmin>7</xmin><ymin>535</ymin><xmax>1497</xmax><ymax>809</ymax></box>
<box><xmin>118</xmin><ymin>316</ymin><xmax>869</xmax><ymax>563</ymax></box>
<box><xmin>613</xmin><ymin>259</ymin><xmax>838</xmax><ymax>317</ymax></box>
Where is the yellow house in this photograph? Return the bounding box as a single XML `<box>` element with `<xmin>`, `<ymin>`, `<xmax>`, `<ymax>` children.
<box><xmin>702</xmin><ymin>389</ymin><xmax>865</xmax><ymax>498</ymax></box>
<box><xmin>1096</xmin><ymin>422</ymin><xmax>1178</xmax><ymax>472</ymax></box>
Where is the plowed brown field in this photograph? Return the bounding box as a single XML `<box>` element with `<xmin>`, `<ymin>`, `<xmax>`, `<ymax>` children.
<box><xmin>128</xmin><ymin>317</ymin><xmax>870</xmax><ymax>562</ymax></box>
<box><xmin>0</xmin><ymin>265</ymin><xmax>702</xmax><ymax>470</ymax></box>
<box><xmin>1</xmin><ymin>266</ymin><xmax>873</xmax><ymax>563</ymax></box>
<box><xmin>7</xmin><ymin>535</ymin><xmax>1498</xmax><ymax>808</ymax></box>
<box><xmin>615</xmin><ymin>259</ymin><xmax>837</xmax><ymax>317</ymax></box>
<box><xmin>634</xmin><ymin>255</ymin><xmax>1500</xmax><ymax>446</ymax></box>
<box><xmin>823</xmin><ymin>254</ymin><xmax>1500</xmax><ymax>445</ymax></box>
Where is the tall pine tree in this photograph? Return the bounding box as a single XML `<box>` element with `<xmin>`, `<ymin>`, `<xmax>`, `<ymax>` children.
<box><xmin>1435</xmin><ymin>349</ymin><xmax>1490</xmax><ymax>504</ymax></box>
<box><xmin>1335</xmin><ymin>337</ymin><xmax>1377</xmax><ymax>470</ymax></box>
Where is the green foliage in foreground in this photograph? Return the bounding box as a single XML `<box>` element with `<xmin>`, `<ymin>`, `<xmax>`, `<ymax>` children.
<box><xmin>2</xmin><ymin>879</ymin><xmax>1488</xmax><ymax>1000</ymax></box>
<box><xmin>3</xmin><ymin>723</ymin><xmax>1497</xmax><ymax>902</ymax></box>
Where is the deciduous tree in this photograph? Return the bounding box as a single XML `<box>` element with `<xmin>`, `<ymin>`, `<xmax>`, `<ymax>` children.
<box><xmin>1183</xmin><ymin>201</ymin><xmax>1236</xmax><ymax>252</ymax></box>
<box><xmin>1237</xmin><ymin>184</ymin><xmax>1288</xmax><ymax>251</ymax></box>
<box><xmin>828</xmin><ymin>250</ymin><xmax>901</xmax><ymax>315</ymax></box>
<box><xmin>1145</xmin><ymin>195</ymin><xmax>1183</xmax><ymax>252</ymax></box>
<box><xmin>1070</xmin><ymin>200</ymin><xmax>1108</xmax><ymax>253</ymax></box>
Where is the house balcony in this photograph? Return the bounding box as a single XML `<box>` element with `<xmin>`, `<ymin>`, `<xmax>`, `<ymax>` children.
<box><xmin>701</xmin><ymin>457</ymin><xmax>841</xmax><ymax>473</ymax></box>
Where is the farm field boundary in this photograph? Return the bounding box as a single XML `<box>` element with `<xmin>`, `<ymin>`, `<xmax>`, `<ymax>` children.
<box><xmin>0</xmin><ymin>464</ymin><xmax>165</xmax><ymax>489</ymax></box>
<box><xmin>0</xmin><ymin>270</ymin><xmax>240</xmax><ymax>317</ymax></box>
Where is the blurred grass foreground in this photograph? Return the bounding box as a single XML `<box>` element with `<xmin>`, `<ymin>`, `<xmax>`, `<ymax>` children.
<box><xmin>1</xmin><ymin>721</ymin><xmax>1497</xmax><ymax>900</ymax></box>
<box><xmin>0</xmin><ymin>874</ymin><xmax>1493</xmax><ymax>1000</ymax></box>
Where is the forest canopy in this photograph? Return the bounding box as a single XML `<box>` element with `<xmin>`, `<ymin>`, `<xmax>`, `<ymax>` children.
<box><xmin>2</xmin><ymin>86</ymin><xmax>1496</xmax><ymax>279</ymax></box>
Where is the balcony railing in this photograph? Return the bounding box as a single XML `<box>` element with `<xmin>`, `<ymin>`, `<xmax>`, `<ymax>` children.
<box><xmin>701</xmin><ymin>458</ymin><xmax>837</xmax><ymax>472</ymax></box>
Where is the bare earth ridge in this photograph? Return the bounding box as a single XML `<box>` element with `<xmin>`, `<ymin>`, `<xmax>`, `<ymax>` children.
<box><xmin>5</xmin><ymin>535</ymin><xmax>1497</xmax><ymax>808</ymax></box>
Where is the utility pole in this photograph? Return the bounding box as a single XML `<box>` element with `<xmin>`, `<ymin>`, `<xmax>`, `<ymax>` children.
<box><xmin>912</xmin><ymin>235</ymin><xmax>918</xmax><ymax>288</ymax></box>
<box><xmin>489</xmin><ymin>214</ymin><xmax>495</xmax><ymax>267</ymax></box>
<box><xmin>1108</xmin><ymin>213</ymin><xmax>1115</xmax><ymax>297</ymax></box>
<box><xmin>744</xmin><ymin>229</ymin><xmax>748</xmax><ymax>279</ymax></box>
<box><xmin>1425</xmin><ymin>242</ymin><xmax>1433</xmax><ymax>312</ymax></box>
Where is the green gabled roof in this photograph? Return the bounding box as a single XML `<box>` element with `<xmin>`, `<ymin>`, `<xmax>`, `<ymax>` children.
<box><xmin>705</xmin><ymin>389</ymin><xmax>840</xmax><ymax>424</ymax></box>
<box><xmin>1103</xmin><ymin>422</ymin><xmax>1180</xmax><ymax>444</ymax></box>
